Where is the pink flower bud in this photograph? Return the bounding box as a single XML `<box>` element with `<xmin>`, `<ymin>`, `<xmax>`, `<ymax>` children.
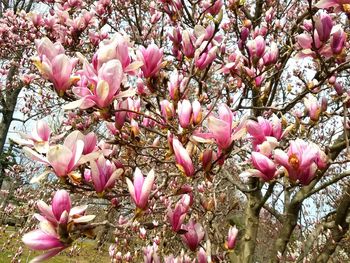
<box><xmin>177</xmin><ymin>100</ymin><xmax>192</xmax><ymax>128</ymax></box>
<box><xmin>315</xmin><ymin>13</ymin><xmax>333</xmax><ymax>42</ymax></box>
<box><xmin>126</xmin><ymin>168</ymin><xmax>155</xmax><ymax>210</ymax></box>
<box><xmin>225</xmin><ymin>226</ymin><xmax>238</xmax><ymax>250</ymax></box>
<box><xmin>172</xmin><ymin>137</ymin><xmax>195</xmax><ymax>177</ymax></box>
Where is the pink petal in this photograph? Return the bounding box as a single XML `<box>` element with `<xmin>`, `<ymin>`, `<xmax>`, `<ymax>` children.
<box><xmin>52</xmin><ymin>190</ymin><xmax>71</xmax><ymax>221</ymax></box>
<box><xmin>47</xmin><ymin>145</ymin><xmax>72</xmax><ymax>177</ymax></box>
<box><xmin>139</xmin><ymin>169</ymin><xmax>155</xmax><ymax>209</ymax></box>
<box><xmin>22</xmin><ymin>229</ymin><xmax>63</xmax><ymax>250</ymax></box>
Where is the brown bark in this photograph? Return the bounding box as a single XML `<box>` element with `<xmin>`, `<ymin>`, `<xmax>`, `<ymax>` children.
<box><xmin>312</xmin><ymin>185</ymin><xmax>350</xmax><ymax>263</ymax></box>
<box><xmin>0</xmin><ymin>0</ymin><xmax>33</xmax><ymax>188</ymax></box>
<box><xmin>0</xmin><ymin>65</ymin><xmax>21</xmax><ymax>188</ymax></box>
<box><xmin>230</xmin><ymin>178</ymin><xmax>262</xmax><ymax>263</ymax></box>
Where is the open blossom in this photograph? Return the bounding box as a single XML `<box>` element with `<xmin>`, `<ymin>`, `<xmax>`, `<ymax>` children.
<box><xmin>23</xmin><ymin>190</ymin><xmax>95</xmax><ymax>262</ymax></box>
<box><xmin>315</xmin><ymin>0</ymin><xmax>350</xmax><ymax>13</ymax></box>
<box><xmin>274</xmin><ymin>139</ymin><xmax>326</xmax><ymax>185</ymax></box>
<box><xmin>90</xmin><ymin>155</ymin><xmax>123</xmax><ymax>194</ymax></box>
<box><xmin>250</xmin><ymin>152</ymin><xmax>278</xmax><ymax>181</ymax></box>
<box><xmin>167</xmin><ymin>194</ymin><xmax>191</xmax><ymax>232</ymax></box>
<box><xmin>33</xmin><ymin>38</ymin><xmax>78</xmax><ymax>96</ymax></box>
<box><xmin>181</xmin><ymin>220</ymin><xmax>205</xmax><ymax>251</ymax></box>
<box><xmin>22</xmin><ymin>223</ymin><xmax>66</xmax><ymax>262</ymax></box>
<box><xmin>246</xmin><ymin>115</ymin><xmax>283</xmax><ymax>155</ymax></box>
<box><xmin>72</xmin><ymin>59</ymin><xmax>125</xmax><ymax>109</ymax></box>
<box><xmin>23</xmin><ymin>131</ymin><xmax>85</xmax><ymax>177</ymax></box>
<box><xmin>94</xmin><ymin>33</ymin><xmax>142</xmax><ymax>73</ymax></box>
<box><xmin>16</xmin><ymin>120</ymin><xmax>51</xmax><ymax>153</ymax></box>
<box><xmin>207</xmin><ymin>103</ymin><xmax>246</xmax><ymax>150</ymax></box>
<box><xmin>225</xmin><ymin>226</ymin><xmax>238</xmax><ymax>250</ymax></box>
<box><xmin>172</xmin><ymin>137</ymin><xmax>195</xmax><ymax>177</ymax></box>
<box><xmin>137</xmin><ymin>44</ymin><xmax>163</xmax><ymax>78</ymax></box>
<box><xmin>126</xmin><ymin>168</ymin><xmax>155</xmax><ymax>210</ymax></box>
<box><xmin>65</xmin><ymin>54</ymin><xmax>135</xmax><ymax>110</ymax></box>
<box><xmin>35</xmin><ymin>190</ymin><xmax>95</xmax><ymax>226</ymax></box>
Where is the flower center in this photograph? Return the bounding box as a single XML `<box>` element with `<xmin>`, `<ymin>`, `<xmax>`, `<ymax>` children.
<box><xmin>343</xmin><ymin>4</ymin><xmax>350</xmax><ymax>13</ymax></box>
<box><xmin>288</xmin><ymin>154</ymin><xmax>300</xmax><ymax>169</ymax></box>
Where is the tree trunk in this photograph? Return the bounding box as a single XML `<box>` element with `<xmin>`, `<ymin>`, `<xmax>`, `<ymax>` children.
<box><xmin>0</xmin><ymin>65</ymin><xmax>21</xmax><ymax>189</ymax></box>
<box><xmin>231</xmin><ymin>178</ymin><xmax>262</xmax><ymax>263</ymax></box>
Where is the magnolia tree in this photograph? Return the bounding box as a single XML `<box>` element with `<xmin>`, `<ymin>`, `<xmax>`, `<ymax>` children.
<box><xmin>7</xmin><ymin>0</ymin><xmax>350</xmax><ymax>262</ymax></box>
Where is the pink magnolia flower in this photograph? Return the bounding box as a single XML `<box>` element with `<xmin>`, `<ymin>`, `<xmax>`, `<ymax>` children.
<box><xmin>207</xmin><ymin>104</ymin><xmax>246</xmax><ymax>150</ymax></box>
<box><xmin>195</xmin><ymin>45</ymin><xmax>218</xmax><ymax>70</ymax></box>
<box><xmin>35</xmin><ymin>37</ymin><xmax>64</xmax><ymax>61</ymax></box>
<box><xmin>167</xmin><ymin>194</ymin><xmax>191</xmax><ymax>232</ymax></box>
<box><xmin>246</xmin><ymin>36</ymin><xmax>266</xmax><ymax>60</ymax></box>
<box><xmin>192</xmin><ymin>100</ymin><xmax>202</xmax><ymax>125</ymax></box>
<box><xmin>169</xmin><ymin>27</ymin><xmax>182</xmax><ymax>56</ymax></box>
<box><xmin>172</xmin><ymin>137</ymin><xmax>195</xmax><ymax>177</ymax></box>
<box><xmin>315</xmin><ymin>0</ymin><xmax>350</xmax><ymax>13</ymax></box>
<box><xmin>22</xmin><ymin>223</ymin><xmax>66</xmax><ymax>262</ymax></box>
<box><xmin>262</xmin><ymin>43</ymin><xmax>279</xmax><ymax>66</ymax></box>
<box><xmin>33</xmin><ymin>38</ymin><xmax>78</xmax><ymax>96</ymax></box>
<box><xmin>126</xmin><ymin>168</ymin><xmax>155</xmax><ymax>210</ymax></box>
<box><xmin>315</xmin><ymin>13</ymin><xmax>333</xmax><ymax>42</ymax></box>
<box><xmin>35</xmin><ymin>190</ymin><xmax>95</xmax><ymax>226</ymax></box>
<box><xmin>178</xmin><ymin>100</ymin><xmax>192</xmax><ymax>128</ymax></box>
<box><xmin>16</xmin><ymin>120</ymin><xmax>51</xmax><ymax>153</ymax></box>
<box><xmin>203</xmin><ymin>0</ymin><xmax>223</xmax><ymax>16</ymax></box>
<box><xmin>331</xmin><ymin>26</ymin><xmax>347</xmax><ymax>54</ymax></box>
<box><xmin>143</xmin><ymin>244</ymin><xmax>160</xmax><ymax>263</ymax></box>
<box><xmin>115</xmin><ymin>99</ymin><xmax>129</xmax><ymax>130</ymax></box>
<box><xmin>250</xmin><ymin>152</ymin><xmax>278</xmax><ymax>181</ymax></box>
<box><xmin>246</xmin><ymin>115</ymin><xmax>283</xmax><ymax>154</ymax></box>
<box><xmin>168</xmin><ymin>70</ymin><xmax>182</xmax><ymax>100</ymax></box>
<box><xmin>137</xmin><ymin>44</ymin><xmax>163</xmax><ymax>78</ymax></box>
<box><xmin>274</xmin><ymin>139</ymin><xmax>325</xmax><ymax>185</ymax></box>
<box><xmin>78</xmin><ymin>59</ymin><xmax>124</xmax><ymax>108</ymax></box>
<box><xmin>90</xmin><ymin>155</ymin><xmax>123</xmax><ymax>194</ymax></box>
<box><xmin>304</xmin><ymin>95</ymin><xmax>327</xmax><ymax>121</ymax></box>
<box><xmin>181</xmin><ymin>220</ymin><xmax>205</xmax><ymax>251</ymax></box>
<box><xmin>66</xmin><ymin>57</ymin><xmax>135</xmax><ymax>110</ymax></box>
<box><xmin>23</xmin><ymin>131</ymin><xmax>85</xmax><ymax>177</ymax></box>
<box><xmin>160</xmin><ymin>100</ymin><xmax>175</xmax><ymax>121</ymax></box>
<box><xmin>23</xmin><ymin>190</ymin><xmax>95</xmax><ymax>262</ymax></box>
<box><xmin>225</xmin><ymin>226</ymin><xmax>238</xmax><ymax>250</ymax></box>
<box><xmin>197</xmin><ymin>248</ymin><xmax>208</xmax><ymax>263</ymax></box>
<box><xmin>82</xmin><ymin>132</ymin><xmax>98</xmax><ymax>154</ymax></box>
<box><xmin>95</xmin><ymin>33</ymin><xmax>142</xmax><ymax>73</ymax></box>
<box><xmin>182</xmin><ymin>30</ymin><xmax>196</xmax><ymax>58</ymax></box>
